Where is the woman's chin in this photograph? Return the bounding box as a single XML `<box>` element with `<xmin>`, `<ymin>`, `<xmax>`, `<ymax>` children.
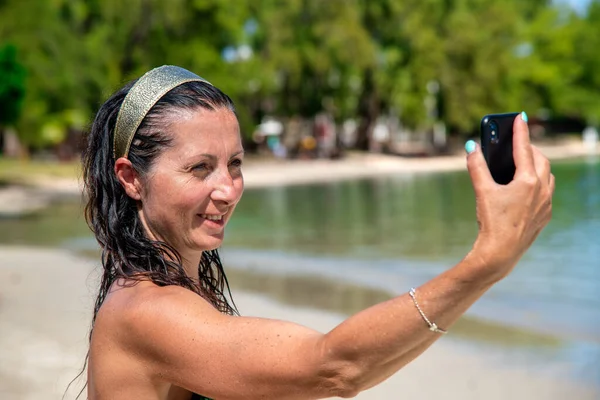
<box><xmin>196</xmin><ymin>234</ymin><xmax>224</xmax><ymax>251</ymax></box>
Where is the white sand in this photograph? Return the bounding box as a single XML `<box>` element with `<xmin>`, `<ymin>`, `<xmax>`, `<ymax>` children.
<box><xmin>242</xmin><ymin>139</ymin><xmax>600</xmax><ymax>188</ymax></box>
<box><xmin>0</xmin><ymin>246</ymin><xmax>596</xmax><ymax>399</ymax></box>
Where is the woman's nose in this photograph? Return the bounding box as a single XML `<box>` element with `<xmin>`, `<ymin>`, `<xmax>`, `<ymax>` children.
<box><xmin>210</xmin><ymin>170</ymin><xmax>238</xmax><ymax>204</ymax></box>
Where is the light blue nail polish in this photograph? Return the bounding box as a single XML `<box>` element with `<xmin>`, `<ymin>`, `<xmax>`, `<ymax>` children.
<box><xmin>521</xmin><ymin>111</ymin><xmax>528</xmax><ymax>123</ymax></box>
<box><xmin>465</xmin><ymin>140</ymin><xmax>476</xmax><ymax>154</ymax></box>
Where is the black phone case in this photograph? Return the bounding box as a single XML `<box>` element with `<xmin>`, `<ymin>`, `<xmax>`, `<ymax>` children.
<box><xmin>480</xmin><ymin>112</ymin><xmax>519</xmax><ymax>185</ymax></box>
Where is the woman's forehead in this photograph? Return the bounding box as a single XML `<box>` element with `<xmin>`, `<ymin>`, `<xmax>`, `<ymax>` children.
<box><xmin>163</xmin><ymin>108</ymin><xmax>242</xmax><ymax>158</ymax></box>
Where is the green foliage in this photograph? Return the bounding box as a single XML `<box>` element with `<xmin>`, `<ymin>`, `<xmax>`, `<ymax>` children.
<box><xmin>0</xmin><ymin>43</ymin><xmax>26</xmax><ymax>126</ymax></box>
<box><xmin>572</xmin><ymin>0</ymin><xmax>600</xmax><ymax>123</ymax></box>
<box><xmin>247</xmin><ymin>0</ymin><xmax>375</xmax><ymax>120</ymax></box>
<box><xmin>0</xmin><ymin>0</ymin><xmax>599</xmax><ymax>147</ymax></box>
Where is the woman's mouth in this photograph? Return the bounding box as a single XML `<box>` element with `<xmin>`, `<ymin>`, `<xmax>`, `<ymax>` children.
<box><xmin>199</xmin><ymin>214</ymin><xmax>223</xmax><ymax>221</ymax></box>
<box><xmin>198</xmin><ymin>213</ymin><xmax>226</xmax><ymax>228</ymax></box>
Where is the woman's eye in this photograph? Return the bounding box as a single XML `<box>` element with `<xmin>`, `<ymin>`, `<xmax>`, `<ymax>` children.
<box><xmin>230</xmin><ymin>159</ymin><xmax>243</xmax><ymax>167</ymax></box>
<box><xmin>192</xmin><ymin>163</ymin><xmax>209</xmax><ymax>171</ymax></box>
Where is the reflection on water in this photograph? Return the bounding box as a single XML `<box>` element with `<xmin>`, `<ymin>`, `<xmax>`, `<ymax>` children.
<box><xmin>228</xmin><ymin>172</ymin><xmax>479</xmax><ymax>259</ymax></box>
<box><xmin>229</xmin><ymin>159</ymin><xmax>600</xmax><ymax>259</ymax></box>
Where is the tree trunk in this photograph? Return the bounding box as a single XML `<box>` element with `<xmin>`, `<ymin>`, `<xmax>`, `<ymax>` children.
<box><xmin>354</xmin><ymin>68</ymin><xmax>379</xmax><ymax>151</ymax></box>
<box><xmin>2</xmin><ymin>127</ymin><xmax>26</xmax><ymax>158</ymax></box>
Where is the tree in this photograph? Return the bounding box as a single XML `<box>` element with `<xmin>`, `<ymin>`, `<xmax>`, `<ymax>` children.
<box><xmin>1</xmin><ymin>0</ymin><xmax>599</xmax><ymax>151</ymax></box>
<box><xmin>249</xmin><ymin>0</ymin><xmax>374</xmax><ymax>120</ymax></box>
<box><xmin>0</xmin><ymin>43</ymin><xmax>26</xmax><ymax>128</ymax></box>
<box><xmin>571</xmin><ymin>0</ymin><xmax>600</xmax><ymax>124</ymax></box>
<box><xmin>0</xmin><ymin>0</ymin><xmax>255</xmax><ymax>146</ymax></box>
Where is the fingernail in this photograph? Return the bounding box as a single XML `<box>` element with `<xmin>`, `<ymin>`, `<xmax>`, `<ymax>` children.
<box><xmin>465</xmin><ymin>140</ymin><xmax>476</xmax><ymax>154</ymax></box>
<box><xmin>521</xmin><ymin>111</ymin><xmax>528</xmax><ymax>123</ymax></box>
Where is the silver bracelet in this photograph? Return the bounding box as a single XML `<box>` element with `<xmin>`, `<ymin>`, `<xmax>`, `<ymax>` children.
<box><xmin>409</xmin><ymin>288</ymin><xmax>447</xmax><ymax>334</ymax></box>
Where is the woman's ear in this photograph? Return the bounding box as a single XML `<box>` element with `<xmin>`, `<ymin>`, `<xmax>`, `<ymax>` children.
<box><xmin>114</xmin><ymin>158</ymin><xmax>142</xmax><ymax>200</ymax></box>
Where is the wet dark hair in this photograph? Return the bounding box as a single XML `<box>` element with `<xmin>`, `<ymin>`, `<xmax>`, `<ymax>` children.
<box><xmin>68</xmin><ymin>79</ymin><xmax>238</xmax><ymax>398</ymax></box>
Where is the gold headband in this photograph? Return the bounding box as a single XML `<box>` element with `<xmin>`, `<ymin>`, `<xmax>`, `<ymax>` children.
<box><xmin>113</xmin><ymin>65</ymin><xmax>211</xmax><ymax>159</ymax></box>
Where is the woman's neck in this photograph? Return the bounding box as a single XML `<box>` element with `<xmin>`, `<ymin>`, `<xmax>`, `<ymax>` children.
<box><xmin>138</xmin><ymin>209</ymin><xmax>202</xmax><ymax>284</ymax></box>
<box><xmin>181</xmin><ymin>254</ymin><xmax>202</xmax><ymax>284</ymax></box>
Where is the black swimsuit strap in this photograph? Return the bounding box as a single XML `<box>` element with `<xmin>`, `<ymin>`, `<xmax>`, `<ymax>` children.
<box><xmin>191</xmin><ymin>394</ymin><xmax>211</xmax><ymax>400</ymax></box>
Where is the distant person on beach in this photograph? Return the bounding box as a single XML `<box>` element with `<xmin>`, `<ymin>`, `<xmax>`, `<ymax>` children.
<box><xmin>80</xmin><ymin>65</ymin><xmax>554</xmax><ymax>400</ymax></box>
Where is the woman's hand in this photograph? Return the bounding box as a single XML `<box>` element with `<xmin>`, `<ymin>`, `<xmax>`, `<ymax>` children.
<box><xmin>466</xmin><ymin>112</ymin><xmax>555</xmax><ymax>281</ymax></box>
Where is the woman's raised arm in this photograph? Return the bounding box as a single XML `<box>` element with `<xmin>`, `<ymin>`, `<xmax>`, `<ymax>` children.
<box><xmin>98</xmin><ymin>113</ymin><xmax>553</xmax><ymax>400</ymax></box>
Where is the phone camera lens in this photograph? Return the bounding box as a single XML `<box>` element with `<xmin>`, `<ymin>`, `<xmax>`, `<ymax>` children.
<box><xmin>489</xmin><ymin>120</ymin><xmax>499</xmax><ymax>144</ymax></box>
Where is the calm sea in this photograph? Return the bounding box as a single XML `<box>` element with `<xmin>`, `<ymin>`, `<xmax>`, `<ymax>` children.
<box><xmin>222</xmin><ymin>156</ymin><xmax>600</xmax><ymax>384</ymax></box>
<box><xmin>1</xmin><ymin>157</ymin><xmax>598</xmax><ymax>384</ymax></box>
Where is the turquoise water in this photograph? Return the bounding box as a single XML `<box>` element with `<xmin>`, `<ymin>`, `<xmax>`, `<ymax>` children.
<box><xmin>1</xmin><ymin>157</ymin><xmax>599</xmax><ymax>384</ymax></box>
<box><xmin>225</xmin><ymin>158</ymin><xmax>600</xmax><ymax>339</ymax></box>
<box><xmin>223</xmin><ymin>157</ymin><xmax>600</xmax><ymax>384</ymax></box>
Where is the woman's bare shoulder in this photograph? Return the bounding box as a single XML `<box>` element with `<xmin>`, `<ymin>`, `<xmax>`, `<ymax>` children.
<box><xmin>93</xmin><ymin>279</ymin><xmax>218</xmax><ymax>346</ymax></box>
<box><xmin>93</xmin><ymin>280</ymin><xmax>220</xmax><ymax>355</ymax></box>
<box><xmin>89</xmin><ymin>281</ymin><xmax>210</xmax><ymax>398</ymax></box>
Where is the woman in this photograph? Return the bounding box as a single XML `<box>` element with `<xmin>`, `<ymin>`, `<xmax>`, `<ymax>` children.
<box><xmin>82</xmin><ymin>65</ymin><xmax>554</xmax><ymax>400</ymax></box>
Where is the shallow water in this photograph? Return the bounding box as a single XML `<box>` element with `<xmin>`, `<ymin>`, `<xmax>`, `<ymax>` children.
<box><xmin>224</xmin><ymin>157</ymin><xmax>600</xmax><ymax>385</ymax></box>
<box><xmin>2</xmin><ymin>157</ymin><xmax>599</xmax><ymax>385</ymax></box>
<box><xmin>225</xmin><ymin>158</ymin><xmax>600</xmax><ymax>341</ymax></box>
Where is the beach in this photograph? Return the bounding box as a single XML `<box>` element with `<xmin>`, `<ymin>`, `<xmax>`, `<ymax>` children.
<box><xmin>1</xmin><ymin>142</ymin><xmax>599</xmax><ymax>399</ymax></box>
<box><xmin>242</xmin><ymin>137</ymin><xmax>600</xmax><ymax>188</ymax></box>
<box><xmin>0</xmin><ymin>246</ymin><xmax>598</xmax><ymax>400</ymax></box>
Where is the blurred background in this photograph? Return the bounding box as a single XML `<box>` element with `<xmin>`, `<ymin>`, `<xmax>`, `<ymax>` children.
<box><xmin>0</xmin><ymin>0</ymin><xmax>599</xmax><ymax>399</ymax></box>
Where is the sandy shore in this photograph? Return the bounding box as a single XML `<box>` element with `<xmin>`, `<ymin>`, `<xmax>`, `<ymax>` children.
<box><xmin>242</xmin><ymin>138</ymin><xmax>600</xmax><ymax>188</ymax></box>
<box><xmin>0</xmin><ymin>246</ymin><xmax>597</xmax><ymax>399</ymax></box>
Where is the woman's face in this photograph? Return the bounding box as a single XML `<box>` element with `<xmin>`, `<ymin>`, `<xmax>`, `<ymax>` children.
<box><xmin>138</xmin><ymin>107</ymin><xmax>244</xmax><ymax>257</ymax></box>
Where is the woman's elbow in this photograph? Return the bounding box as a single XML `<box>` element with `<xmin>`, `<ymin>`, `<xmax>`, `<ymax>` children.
<box><xmin>336</xmin><ymin>385</ymin><xmax>362</xmax><ymax>399</ymax></box>
<box><xmin>317</xmin><ymin>361</ymin><xmax>364</xmax><ymax>399</ymax></box>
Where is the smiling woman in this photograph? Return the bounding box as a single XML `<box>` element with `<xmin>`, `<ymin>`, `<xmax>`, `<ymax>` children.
<box><xmin>81</xmin><ymin>66</ymin><xmax>241</xmax><ymax>400</ymax></box>
<box><xmin>79</xmin><ymin>65</ymin><xmax>555</xmax><ymax>400</ymax></box>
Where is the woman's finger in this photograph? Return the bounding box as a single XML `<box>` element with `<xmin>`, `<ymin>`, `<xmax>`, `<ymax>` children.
<box><xmin>531</xmin><ymin>145</ymin><xmax>552</xmax><ymax>185</ymax></box>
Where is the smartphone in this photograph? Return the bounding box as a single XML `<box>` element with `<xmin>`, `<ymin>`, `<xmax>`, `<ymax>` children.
<box><xmin>480</xmin><ymin>112</ymin><xmax>519</xmax><ymax>184</ymax></box>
